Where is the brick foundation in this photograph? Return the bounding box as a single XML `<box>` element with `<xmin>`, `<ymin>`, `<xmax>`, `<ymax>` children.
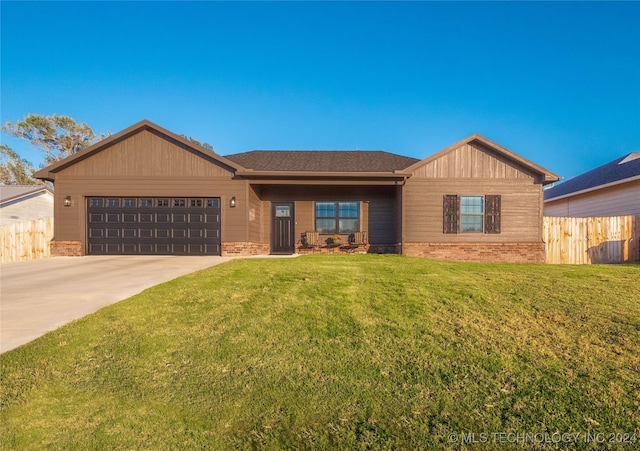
<box><xmin>51</xmin><ymin>240</ymin><xmax>83</xmax><ymax>257</ymax></box>
<box><xmin>403</xmin><ymin>242</ymin><xmax>546</xmax><ymax>263</ymax></box>
<box><xmin>296</xmin><ymin>244</ymin><xmax>371</xmax><ymax>255</ymax></box>
<box><xmin>221</xmin><ymin>242</ymin><xmax>270</xmax><ymax>256</ymax></box>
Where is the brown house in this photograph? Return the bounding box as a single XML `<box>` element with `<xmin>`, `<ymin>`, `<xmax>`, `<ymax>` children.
<box><xmin>34</xmin><ymin>120</ymin><xmax>558</xmax><ymax>263</ymax></box>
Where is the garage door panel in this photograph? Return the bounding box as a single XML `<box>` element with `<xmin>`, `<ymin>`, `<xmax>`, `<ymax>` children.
<box><xmin>139</xmin><ymin>243</ymin><xmax>154</xmax><ymax>253</ymax></box>
<box><xmin>139</xmin><ymin>228</ymin><xmax>154</xmax><ymax>238</ymax></box>
<box><xmin>88</xmin><ymin>197</ymin><xmax>221</xmax><ymax>255</ymax></box>
<box><xmin>172</xmin><ymin>213</ymin><xmax>187</xmax><ymax>223</ymax></box>
<box><xmin>122</xmin><ymin>244</ymin><xmax>137</xmax><ymax>254</ymax></box>
<box><xmin>173</xmin><ymin>229</ymin><xmax>187</xmax><ymax>239</ymax></box>
<box><xmin>106</xmin><ymin>243</ymin><xmax>121</xmax><ymax>253</ymax></box>
<box><xmin>123</xmin><ymin>213</ymin><xmax>138</xmax><ymax>223</ymax></box>
<box><xmin>89</xmin><ymin>228</ymin><xmax>104</xmax><ymax>238</ymax></box>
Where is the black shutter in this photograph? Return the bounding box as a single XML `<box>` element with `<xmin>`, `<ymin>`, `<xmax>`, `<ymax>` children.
<box><xmin>484</xmin><ymin>195</ymin><xmax>501</xmax><ymax>234</ymax></box>
<box><xmin>443</xmin><ymin>195</ymin><xmax>459</xmax><ymax>234</ymax></box>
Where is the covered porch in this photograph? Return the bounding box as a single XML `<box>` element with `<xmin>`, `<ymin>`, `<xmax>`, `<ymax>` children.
<box><xmin>247</xmin><ymin>182</ymin><xmax>405</xmax><ymax>255</ymax></box>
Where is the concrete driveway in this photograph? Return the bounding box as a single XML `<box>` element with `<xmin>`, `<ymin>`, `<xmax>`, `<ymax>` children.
<box><xmin>0</xmin><ymin>255</ymin><xmax>234</xmax><ymax>353</ymax></box>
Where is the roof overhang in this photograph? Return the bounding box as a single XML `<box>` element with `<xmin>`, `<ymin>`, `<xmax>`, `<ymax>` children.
<box><xmin>0</xmin><ymin>186</ymin><xmax>53</xmax><ymax>206</ymax></box>
<box><xmin>236</xmin><ymin>169</ymin><xmax>411</xmax><ymax>185</ymax></box>
<box><xmin>544</xmin><ymin>174</ymin><xmax>640</xmax><ymax>203</ymax></box>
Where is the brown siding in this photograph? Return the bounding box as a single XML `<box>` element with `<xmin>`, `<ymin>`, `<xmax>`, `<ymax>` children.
<box><xmin>411</xmin><ymin>142</ymin><xmax>539</xmax><ymax>181</ymax></box>
<box><xmin>294</xmin><ymin>201</ymin><xmax>314</xmax><ymax>242</ymax></box>
<box><xmin>52</xmin><ymin>176</ymin><xmax>249</xmax><ymax>252</ymax></box>
<box><xmin>49</xmin><ymin>127</ymin><xmax>249</xmax><ymax>254</ymax></box>
<box><xmin>253</xmin><ymin>185</ymin><xmax>394</xmax><ymax>245</ymax></box>
<box><xmin>248</xmin><ymin>186</ymin><xmax>268</xmax><ymax>243</ymax></box>
<box><xmin>62</xmin><ymin>129</ymin><xmax>233</xmax><ymax>178</ymax></box>
<box><xmin>403</xmin><ymin>178</ymin><xmax>543</xmax><ymax>243</ymax></box>
<box><xmin>544</xmin><ymin>180</ymin><xmax>640</xmax><ymax>217</ymax></box>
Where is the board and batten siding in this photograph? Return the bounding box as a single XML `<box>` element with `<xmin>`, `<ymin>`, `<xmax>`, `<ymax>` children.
<box><xmin>50</xmin><ymin>128</ymin><xmax>249</xmax><ymax>252</ymax></box>
<box><xmin>544</xmin><ymin>179</ymin><xmax>640</xmax><ymax>217</ymax></box>
<box><xmin>61</xmin><ymin>129</ymin><xmax>233</xmax><ymax>178</ymax></box>
<box><xmin>404</xmin><ymin>141</ymin><xmax>544</xmax><ymax>243</ymax></box>
<box><xmin>411</xmin><ymin>142</ymin><xmax>540</xmax><ymax>181</ymax></box>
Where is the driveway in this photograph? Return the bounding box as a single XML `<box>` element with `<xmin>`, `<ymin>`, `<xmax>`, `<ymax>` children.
<box><xmin>0</xmin><ymin>255</ymin><xmax>234</xmax><ymax>353</ymax></box>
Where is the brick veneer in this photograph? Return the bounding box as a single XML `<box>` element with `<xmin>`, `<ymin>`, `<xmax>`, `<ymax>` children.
<box><xmin>221</xmin><ymin>242</ymin><xmax>270</xmax><ymax>256</ymax></box>
<box><xmin>296</xmin><ymin>244</ymin><xmax>371</xmax><ymax>255</ymax></box>
<box><xmin>403</xmin><ymin>242</ymin><xmax>546</xmax><ymax>263</ymax></box>
<box><xmin>51</xmin><ymin>240</ymin><xmax>83</xmax><ymax>257</ymax></box>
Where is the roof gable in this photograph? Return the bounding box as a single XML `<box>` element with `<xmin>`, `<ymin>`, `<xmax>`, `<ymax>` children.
<box><xmin>34</xmin><ymin>120</ymin><xmax>244</xmax><ymax>181</ymax></box>
<box><xmin>404</xmin><ymin>134</ymin><xmax>559</xmax><ymax>184</ymax></box>
<box><xmin>544</xmin><ymin>152</ymin><xmax>640</xmax><ymax>201</ymax></box>
<box><xmin>225</xmin><ymin>150</ymin><xmax>419</xmax><ymax>173</ymax></box>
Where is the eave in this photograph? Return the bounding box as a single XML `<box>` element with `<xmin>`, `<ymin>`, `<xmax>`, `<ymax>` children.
<box><xmin>236</xmin><ymin>170</ymin><xmax>411</xmax><ymax>185</ymax></box>
<box><xmin>544</xmin><ymin>174</ymin><xmax>640</xmax><ymax>203</ymax></box>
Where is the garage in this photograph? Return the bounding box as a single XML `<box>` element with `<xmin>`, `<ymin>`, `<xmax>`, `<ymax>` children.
<box><xmin>87</xmin><ymin>197</ymin><xmax>221</xmax><ymax>255</ymax></box>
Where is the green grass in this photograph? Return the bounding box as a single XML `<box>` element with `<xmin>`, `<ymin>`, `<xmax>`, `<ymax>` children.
<box><xmin>1</xmin><ymin>255</ymin><xmax>639</xmax><ymax>450</ymax></box>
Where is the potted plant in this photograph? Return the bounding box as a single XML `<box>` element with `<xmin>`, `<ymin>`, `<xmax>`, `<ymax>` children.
<box><xmin>329</xmin><ymin>234</ymin><xmax>343</xmax><ymax>246</ymax></box>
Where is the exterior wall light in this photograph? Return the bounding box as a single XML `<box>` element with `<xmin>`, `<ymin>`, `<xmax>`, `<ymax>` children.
<box><xmin>64</xmin><ymin>196</ymin><xmax>72</xmax><ymax>207</ymax></box>
<box><xmin>230</xmin><ymin>196</ymin><xmax>236</xmax><ymax>208</ymax></box>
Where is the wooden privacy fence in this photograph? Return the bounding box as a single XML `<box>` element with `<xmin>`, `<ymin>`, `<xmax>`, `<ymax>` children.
<box><xmin>543</xmin><ymin>215</ymin><xmax>640</xmax><ymax>264</ymax></box>
<box><xmin>0</xmin><ymin>218</ymin><xmax>54</xmax><ymax>264</ymax></box>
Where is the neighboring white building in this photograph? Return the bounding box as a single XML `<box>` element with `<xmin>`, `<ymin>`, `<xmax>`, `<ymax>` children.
<box><xmin>0</xmin><ymin>185</ymin><xmax>54</xmax><ymax>225</ymax></box>
<box><xmin>544</xmin><ymin>153</ymin><xmax>640</xmax><ymax>217</ymax></box>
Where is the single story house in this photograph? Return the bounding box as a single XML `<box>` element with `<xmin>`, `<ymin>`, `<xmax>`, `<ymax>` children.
<box><xmin>544</xmin><ymin>152</ymin><xmax>640</xmax><ymax>217</ymax></box>
<box><xmin>0</xmin><ymin>185</ymin><xmax>53</xmax><ymax>225</ymax></box>
<box><xmin>34</xmin><ymin>120</ymin><xmax>558</xmax><ymax>263</ymax></box>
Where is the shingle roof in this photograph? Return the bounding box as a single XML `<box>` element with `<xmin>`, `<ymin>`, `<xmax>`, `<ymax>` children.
<box><xmin>224</xmin><ymin>150</ymin><xmax>420</xmax><ymax>173</ymax></box>
<box><xmin>544</xmin><ymin>152</ymin><xmax>640</xmax><ymax>200</ymax></box>
<box><xmin>0</xmin><ymin>185</ymin><xmax>52</xmax><ymax>204</ymax></box>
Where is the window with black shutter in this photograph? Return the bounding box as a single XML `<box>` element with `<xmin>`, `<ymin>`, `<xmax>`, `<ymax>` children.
<box><xmin>443</xmin><ymin>195</ymin><xmax>459</xmax><ymax>234</ymax></box>
<box><xmin>443</xmin><ymin>194</ymin><xmax>501</xmax><ymax>234</ymax></box>
<box><xmin>484</xmin><ymin>195</ymin><xmax>501</xmax><ymax>234</ymax></box>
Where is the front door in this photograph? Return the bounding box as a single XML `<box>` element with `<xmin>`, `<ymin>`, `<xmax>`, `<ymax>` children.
<box><xmin>271</xmin><ymin>202</ymin><xmax>295</xmax><ymax>254</ymax></box>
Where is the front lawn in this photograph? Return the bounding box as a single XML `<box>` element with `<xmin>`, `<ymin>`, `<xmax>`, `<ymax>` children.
<box><xmin>1</xmin><ymin>256</ymin><xmax>639</xmax><ymax>449</ymax></box>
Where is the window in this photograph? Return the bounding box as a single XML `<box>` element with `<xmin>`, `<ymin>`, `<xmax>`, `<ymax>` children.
<box><xmin>275</xmin><ymin>205</ymin><xmax>291</xmax><ymax>217</ymax></box>
<box><xmin>443</xmin><ymin>195</ymin><xmax>501</xmax><ymax>234</ymax></box>
<box><xmin>139</xmin><ymin>199</ymin><xmax>153</xmax><ymax>207</ymax></box>
<box><xmin>90</xmin><ymin>198</ymin><xmax>104</xmax><ymax>207</ymax></box>
<box><xmin>315</xmin><ymin>202</ymin><xmax>359</xmax><ymax>234</ymax></box>
<box><xmin>123</xmin><ymin>198</ymin><xmax>136</xmax><ymax>207</ymax></box>
<box><xmin>190</xmin><ymin>199</ymin><xmax>203</xmax><ymax>207</ymax></box>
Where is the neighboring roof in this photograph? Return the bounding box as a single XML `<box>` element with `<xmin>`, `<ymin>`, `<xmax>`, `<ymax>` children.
<box><xmin>403</xmin><ymin>133</ymin><xmax>560</xmax><ymax>184</ymax></box>
<box><xmin>0</xmin><ymin>185</ymin><xmax>52</xmax><ymax>205</ymax></box>
<box><xmin>544</xmin><ymin>152</ymin><xmax>640</xmax><ymax>201</ymax></box>
<box><xmin>224</xmin><ymin>150</ymin><xmax>420</xmax><ymax>173</ymax></box>
<box><xmin>34</xmin><ymin>120</ymin><xmax>245</xmax><ymax>181</ymax></box>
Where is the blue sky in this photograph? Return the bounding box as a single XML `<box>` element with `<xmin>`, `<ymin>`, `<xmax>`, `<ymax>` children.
<box><xmin>1</xmin><ymin>1</ymin><xmax>639</xmax><ymax>181</ymax></box>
